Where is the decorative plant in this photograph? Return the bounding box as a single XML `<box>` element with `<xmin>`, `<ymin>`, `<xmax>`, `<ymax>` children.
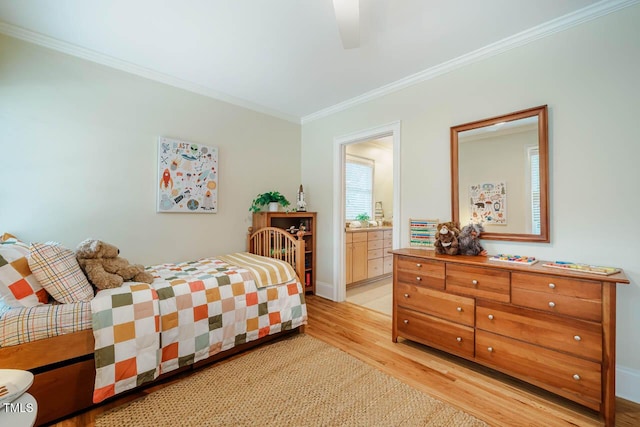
<box><xmin>355</xmin><ymin>213</ymin><xmax>370</xmax><ymax>221</ymax></box>
<box><xmin>249</xmin><ymin>191</ymin><xmax>291</xmax><ymax>212</ymax></box>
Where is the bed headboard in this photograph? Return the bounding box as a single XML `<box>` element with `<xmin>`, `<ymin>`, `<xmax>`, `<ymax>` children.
<box><xmin>246</xmin><ymin>226</ymin><xmax>305</xmax><ymax>284</ymax></box>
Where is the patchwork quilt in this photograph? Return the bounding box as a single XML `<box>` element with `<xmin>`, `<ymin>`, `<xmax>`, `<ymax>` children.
<box><xmin>91</xmin><ymin>254</ymin><xmax>307</xmax><ymax>403</ymax></box>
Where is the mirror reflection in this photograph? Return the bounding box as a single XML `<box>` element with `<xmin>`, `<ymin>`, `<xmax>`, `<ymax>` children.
<box><xmin>451</xmin><ymin>105</ymin><xmax>549</xmax><ymax>242</ymax></box>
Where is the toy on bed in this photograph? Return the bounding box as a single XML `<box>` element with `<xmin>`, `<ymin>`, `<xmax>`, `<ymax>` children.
<box><xmin>458</xmin><ymin>223</ymin><xmax>487</xmax><ymax>256</ymax></box>
<box><xmin>434</xmin><ymin>221</ymin><xmax>460</xmax><ymax>255</ymax></box>
<box><xmin>76</xmin><ymin>239</ymin><xmax>154</xmax><ymax>289</ymax></box>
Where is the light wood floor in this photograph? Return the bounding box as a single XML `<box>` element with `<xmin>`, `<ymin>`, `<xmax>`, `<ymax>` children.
<box><xmin>346</xmin><ymin>277</ymin><xmax>392</xmax><ymax>315</ymax></box>
<box><xmin>54</xmin><ymin>295</ymin><xmax>639</xmax><ymax>426</ymax></box>
<box><xmin>305</xmin><ymin>295</ymin><xmax>640</xmax><ymax>427</ymax></box>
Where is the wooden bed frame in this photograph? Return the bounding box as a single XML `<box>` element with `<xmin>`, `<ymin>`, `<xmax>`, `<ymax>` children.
<box><xmin>0</xmin><ymin>227</ymin><xmax>307</xmax><ymax>426</ymax></box>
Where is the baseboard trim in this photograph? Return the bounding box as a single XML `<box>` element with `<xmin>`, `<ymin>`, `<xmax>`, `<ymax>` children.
<box><xmin>315</xmin><ymin>281</ymin><xmax>336</xmax><ymax>301</ymax></box>
<box><xmin>617</xmin><ymin>365</ymin><xmax>640</xmax><ymax>403</ymax></box>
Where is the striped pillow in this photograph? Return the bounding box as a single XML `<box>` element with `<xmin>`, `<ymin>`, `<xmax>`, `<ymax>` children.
<box><xmin>0</xmin><ymin>237</ymin><xmax>49</xmax><ymax>308</ymax></box>
<box><xmin>28</xmin><ymin>242</ymin><xmax>94</xmax><ymax>304</ymax></box>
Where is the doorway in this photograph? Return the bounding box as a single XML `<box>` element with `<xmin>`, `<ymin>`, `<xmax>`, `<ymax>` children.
<box><xmin>332</xmin><ymin>121</ymin><xmax>400</xmax><ymax>305</ymax></box>
<box><xmin>344</xmin><ymin>138</ymin><xmax>394</xmax><ymax>315</ymax></box>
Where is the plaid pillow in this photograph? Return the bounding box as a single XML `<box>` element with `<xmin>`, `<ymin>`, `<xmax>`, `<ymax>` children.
<box><xmin>28</xmin><ymin>242</ymin><xmax>94</xmax><ymax>304</ymax></box>
<box><xmin>0</xmin><ymin>238</ymin><xmax>49</xmax><ymax>308</ymax></box>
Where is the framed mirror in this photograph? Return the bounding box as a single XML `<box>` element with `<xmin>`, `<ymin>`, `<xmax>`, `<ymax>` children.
<box><xmin>451</xmin><ymin>105</ymin><xmax>549</xmax><ymax>242</ymax></box>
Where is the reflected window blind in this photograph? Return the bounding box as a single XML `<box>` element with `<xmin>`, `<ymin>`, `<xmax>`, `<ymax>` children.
<box><xmin>345</xmin><ymin>155</ymin><xmax>374</xmax><ymax>221</ymax></box>
<box><xmin>530</xmin><ymin>148</ymin><xmax>541</xmax><ymax>234</ymax></box>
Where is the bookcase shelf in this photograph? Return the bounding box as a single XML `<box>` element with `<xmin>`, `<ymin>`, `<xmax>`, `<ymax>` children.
<box><xmin>252</xmin><ymin>211</ymin><xmax>317</xmax><ymax>294</ymax></box>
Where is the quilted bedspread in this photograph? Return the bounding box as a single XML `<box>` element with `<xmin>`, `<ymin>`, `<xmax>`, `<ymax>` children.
<box><xmin>91</xmin><ymin>255</ymin><xmax>307</xmax><ymax>403</ymax></box>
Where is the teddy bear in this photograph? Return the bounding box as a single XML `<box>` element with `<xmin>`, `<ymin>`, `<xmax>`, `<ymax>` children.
<box><xmin>76</xmin><ymin>239</ymin><xmax>154</xmax><ymax>289</ymax></box>
<box><xmin>458</xmin><ymin>223</ymin><xmax>488</xmax><ymax>256</ymax></box>
<box><xmin>434</xmin><ymin>221</ymin><xmax>460</xmax><ymax>255</ymax></box>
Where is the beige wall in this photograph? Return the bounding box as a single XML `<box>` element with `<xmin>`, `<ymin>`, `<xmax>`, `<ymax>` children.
<box><xmin>302</xmin><ymin>5</ymin><xmax>640</xmax><ymax>399</ymax></box>
<box><xmin>0</xmin><ymin>34</ymin><xmax>301</xmax><ymax>265</ymax></box>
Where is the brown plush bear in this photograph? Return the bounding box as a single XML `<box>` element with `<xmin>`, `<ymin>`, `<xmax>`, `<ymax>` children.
<box><xmin>434</xmin><ymin>221</ymin><xmax>460</xmax><ymax>255</ymax></box>
<box><xmin>76</xmin><ymin>239</ymin><xmax>154</xmax><ymax>289</ymax></box>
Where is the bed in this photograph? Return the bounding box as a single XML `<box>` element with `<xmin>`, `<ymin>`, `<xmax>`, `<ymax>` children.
<box><xmin>0</xmin><ymin>227</ymin><xmax>307</xmax><ymax>426</ymax></box>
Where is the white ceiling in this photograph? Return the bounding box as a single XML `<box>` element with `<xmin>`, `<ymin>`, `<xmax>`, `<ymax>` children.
<box><xmin>0</xmin><ymin>0</ymin><xmax>633</xmax><ymax>123</ymax></box>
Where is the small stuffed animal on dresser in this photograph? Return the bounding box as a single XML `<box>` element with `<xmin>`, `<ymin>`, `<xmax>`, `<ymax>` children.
<box><xmin>76</xmin><ymin>239</ymin><xmax>154</xmax><ymax>289</ymax></box>
<box><xmin>434</xmin><ymin>222</ymin><xmax>460</xmax><ymax>255</ymax></box>
<box><xmin>458</xmin><ymin>223</ymin><xmax>487</xmax><ymax>256</ymax></box>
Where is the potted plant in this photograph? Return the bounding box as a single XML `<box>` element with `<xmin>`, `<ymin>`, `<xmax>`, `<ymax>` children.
<box><xmin>356</xmin><ymin>212</ymin><xmax>371</xmax><ymax>227</ymax></box>
<box><xmin>249</xmin><ymin>191</ymin><xmax>291</xmax><ymax>213</ymax></box>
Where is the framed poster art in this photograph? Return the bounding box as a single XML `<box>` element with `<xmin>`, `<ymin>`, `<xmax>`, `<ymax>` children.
<box><xmin>409</xmin><ymin>219</ymin><xmax>438</xmax><ymax>249</ymax></box>
<box><xmin>469</xmin><ymin>181</ymin><xmax>506</xmax><ymax>225</ymax></box>
<box><xmin>157</xmin><ymin>137</ymin><xmax>218</xmax><ymax>213</ymax></box>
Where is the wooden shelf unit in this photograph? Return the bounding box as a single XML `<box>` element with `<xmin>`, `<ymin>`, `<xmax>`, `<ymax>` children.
<box><xmin>253</xmin><ymin>211</ymin><xmax>316</xmax><ymax>294</ymax></box>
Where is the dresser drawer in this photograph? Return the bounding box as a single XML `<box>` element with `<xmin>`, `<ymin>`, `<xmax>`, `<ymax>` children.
<box><xmin>397</xmin><ymin>270</ymin><xmax>444</xmax><ymax>290</ymax></box>
<box><xmin>397</xmin><ymin>307</ymin><xmax>474</xmax><ymax>358</ymax></box>
<box><xmin>368</xmin><ymin>248</ymin><xmax>383</xmax><ymax>259</ymax></box>
<box><xmin>383</xmin><ymin>256</ymin><xmax>393</xmax><ymax>274</ymax></box>
<box><xmin>476</xmin><ymin>330</ymin><xmax>601</xmax><ymax>408</ymax></box>
<box><xmin>446</xmin><ymin>264</ymin><xmax>510</xmax><ymax>302</ymax></box>
<box><xmin>476</xmin><ymin>300</ymin><xmax>602</xmax><ymax>361</ymax></box>
<box><xmin>368</xmin><ymin>239</ymin><xmax>384</xmax><ymax>250</ymax></box>
<box><xmin>396</xmin><ymin>256</ymin><xmax>445</xmax><ymax>289</ymax></box>
<box><xmin>383</xmin><ymin>237</ymin><xmax>392</xmax><ymax>249</ymax></box>
<box><xmin>384</xmin><ymin>230</ymin><xmax>393</xmax><ymax>240</ymax></box>
<box><xmin>396</xmin><ymin>283</ymin><xmax>475</xmax><ymax>326</ymax></box>
<box><xmin>368</xmin><ymin>258</ymin><xmax>383</xmax><ymax>278</ymax></box>
<box><xmin>512</xmin><ymin>273</ymin><xmax>602</xmax><ymax>322</ymax></box>
<box><xmin>368</xmin><ymin>231</ymin><xmax>384</xmax><ymax>241</ymax></box>
<box><xmin>352</xmin><ymin>232</ymin><xmax>368</xmax><ymax>242</ymax></box>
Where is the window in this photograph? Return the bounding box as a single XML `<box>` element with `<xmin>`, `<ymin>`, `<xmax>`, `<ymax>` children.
<box><xmin>345</xmin><ymin>155</ymin><xmax>374</xmax><ymax>220</ymax></box>
<box><xmin>529</xmin><ymin>147</ymin><xmax>540</xmax><ymax>234</ymax></box>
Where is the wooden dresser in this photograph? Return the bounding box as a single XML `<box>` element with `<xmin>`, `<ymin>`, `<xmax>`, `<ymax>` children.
<box><xmin>391</xmin><ymin>249</ymin><xmax>629</xmax><ymax>426</ymax></box>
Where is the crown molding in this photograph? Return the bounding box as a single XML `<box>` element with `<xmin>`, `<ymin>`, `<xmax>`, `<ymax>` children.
<box><xmin>1</xmin><ymin>0</ymin><xmax>636</xmax><ymax>126</ymax></box>
<box><xmin>301</xmin><ymin>0</ymin><xmax>640</xmax><ymax>124</ymax></box>
<box><xmin>0</xmin><ymin>21</ymin><xmax>300</xmax><ymax>124</ymax></box>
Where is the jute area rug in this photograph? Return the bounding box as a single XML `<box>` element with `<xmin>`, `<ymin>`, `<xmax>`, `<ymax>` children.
<box><xmin>96</xmin><ymin>334</ymin><xmax>487</xmax><ymax>426</ymax></box>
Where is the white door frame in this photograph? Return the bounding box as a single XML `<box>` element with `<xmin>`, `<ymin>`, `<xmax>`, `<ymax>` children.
<box><xmin>332</xmin><ymin>121</ymin><xmax>401</xmax><ymax>302</ymax></box>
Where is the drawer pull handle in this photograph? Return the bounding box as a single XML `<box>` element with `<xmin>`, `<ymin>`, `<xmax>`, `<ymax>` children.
<box><xmin>416</xmin><ymin>277</ymin><xmax>422</xmax><ymax>281</ymax></box>
<box><xmin>472</xmin><ymin>279</ymin><xmax>478</xmax><ymax>285</ymax></box>
<box><xmin>456</xmin><ymin>337</ymin><xmax>462</xmax><ymax>342</ymax></box>
<box><xmin>403</xmin><ymin>293</ymin><xmax>409</xmax><ymax>298</ymax></box>
<box><xmin>573</xmin><ymin>374</ymin><xmax>581</xmax><ymax>381</ymax></box>
<box><xmin>488</xmin><ymin>314</ymin><xmax>494</xmax><ymax>320</ymax></box>
<box><xmin>549</xmin><ymin>283</ymin><xmax>556</xmax><ymax>289</ymax></box>
<box><xmin>403</xmin><ymin>319</ymin><xmax>409</xmax><ymax>324</ymax></box>
<box><xmin>416</xmin><ymin>263</ymin><xmax>422</xmax><ymax>267</ymax></box>
<box><xmin>548</xmin><ymin>301</ymin><xmax>556</xmax><ymax>308</ymax></box>
<box><xmin>456</xmin><ymin>307</ymin><xmax>462</xmax><ymax>312</ymax></box>
<box><xmin>574</xmin><ymin>335</ymin><xmax>582</xmax><ymax>341</ymax></box>
<box><xmin>487</xmin><ymin>347</ymin><xmax>493</xmax><ymax>353</ymax></box>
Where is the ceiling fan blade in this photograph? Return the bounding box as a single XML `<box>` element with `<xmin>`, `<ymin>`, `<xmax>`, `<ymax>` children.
<box><xmin>332</xmin><ymin>0</ymin><xmax>360</xmax><ymax>49</ymax></box>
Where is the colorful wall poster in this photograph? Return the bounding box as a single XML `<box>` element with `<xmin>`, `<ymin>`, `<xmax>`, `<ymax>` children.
<box><xmin>469</xmin><ymin>182</ymin><xmax>506</xmax><ymax>225</ymax></box>
<box><xmin>157</xmin><ymin>137</ymin><xmax>218</xmax><ymax>213</ymax></box>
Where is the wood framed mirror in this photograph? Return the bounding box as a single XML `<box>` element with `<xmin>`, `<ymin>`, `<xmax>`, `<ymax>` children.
<box><xmin>451</xmin><ymin>105</ymin><xmax>549</xmax><ymax>242</ymax></box>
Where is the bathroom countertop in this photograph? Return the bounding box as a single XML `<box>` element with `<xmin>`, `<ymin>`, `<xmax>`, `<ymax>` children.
<box><xmin>345</xmin><ymin>225</ymin><xmax>393</xmax><ymax>233</ymax></box>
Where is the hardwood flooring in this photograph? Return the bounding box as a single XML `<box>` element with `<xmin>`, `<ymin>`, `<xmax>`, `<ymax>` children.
<box><xmin>52</xmin><ymin>295</ymin><xmax>639</xmax><ymax>426</ymax></box>
<box><xmin>305</xmin><ymin>295</ymin><xmax>640</xmax><ymax>427</ymax></box>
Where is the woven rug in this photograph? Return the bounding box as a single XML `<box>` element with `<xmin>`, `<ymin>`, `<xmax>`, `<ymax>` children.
<box><xmin>96</xmin><ymin>334</ymin><xmax>487</xmax><ymax>426</ymax></box>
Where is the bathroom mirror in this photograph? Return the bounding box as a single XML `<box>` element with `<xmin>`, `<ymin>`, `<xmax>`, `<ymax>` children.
<box><xmin>451</xmin><ymin>105</ymin><xmax>549</xmax><ymax>242</ymax></box>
